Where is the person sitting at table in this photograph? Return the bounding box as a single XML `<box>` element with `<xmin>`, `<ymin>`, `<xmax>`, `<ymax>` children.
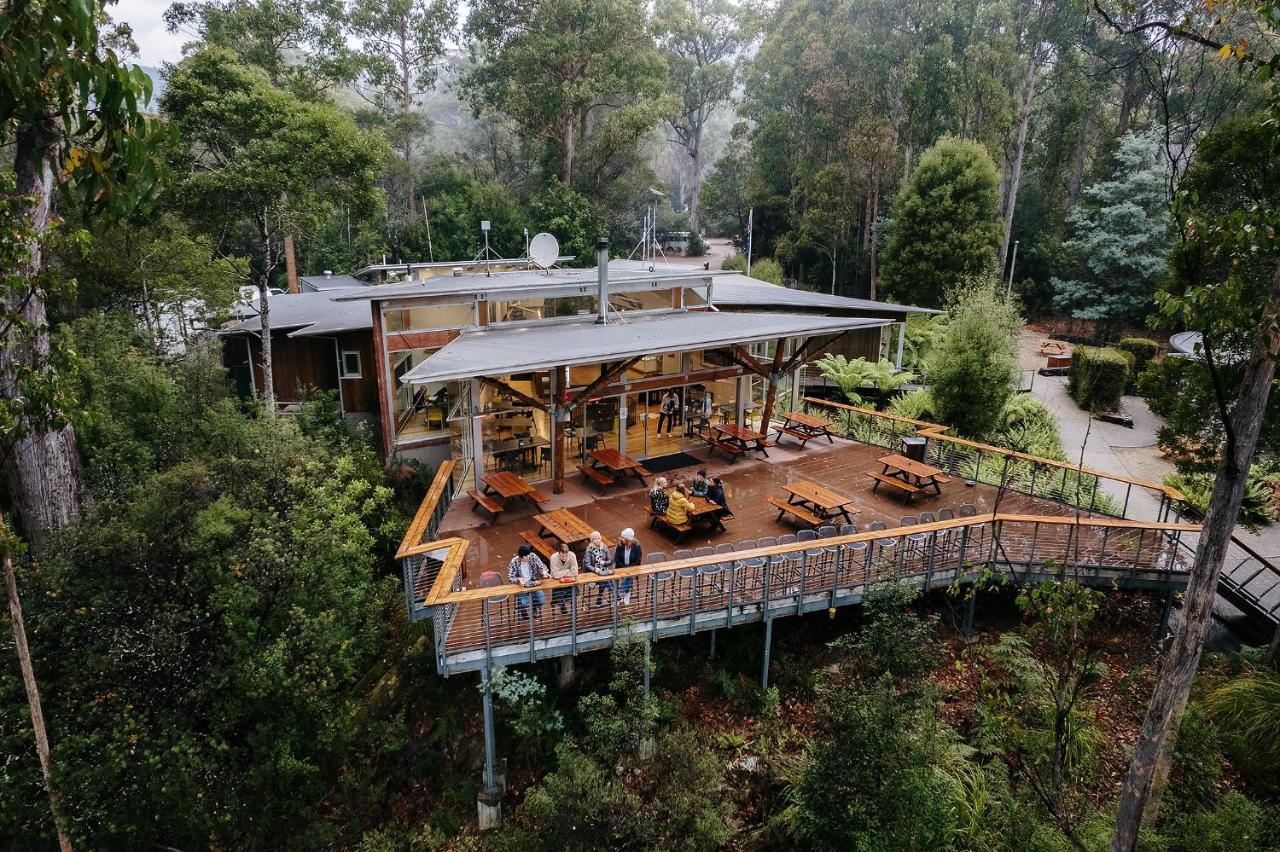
<box><xmin>690</xmin><ymin>468</ymin><xmax>711</xmax><ymax>498</ymax></box>
<box><xmin>507</xmin><ymin>545</ymin><xmax>548</xmax><ymax>621</ymax></box>
<box><xmin>549</xmin><ymin>541</ymin><xmax>579</xmax><ymax>615</ymax></box>
<box><xmin>613</xmin><ymin>528</ymin><xmax>641</xmax><ymax>606</ymax></box>
<box><xmin>649</xmin><ymin>476</ymin><xmax>670</xmax><ymax>517</ymax></box>
<box><xmin>666</xmin><ymin>483</ymin><xmax>694</xmax><ymax>527</ymax></box>
<box><xmin>583</xmin><ymin>530</ymin><xmax>614</xmax><ymax>607</ymax></box>
<box><xmin>707</xmin><ymin>475</ymin><xmax>733</xmax><ymax>518</ymax></box>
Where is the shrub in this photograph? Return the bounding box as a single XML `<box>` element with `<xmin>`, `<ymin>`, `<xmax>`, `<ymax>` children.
<box><xmin>1117</xmin><ymin>337</ymin><xmax>1161</xmax><ymax>379</ymax></box>
<box><xmin>1068</xmin><ymin>346</ymin><xmax>1131</xmax><ymax>412</ymax></box>
<box><xmin>994</xmin><ymin>395</ymin><xmax>1065</xmax><ymax>459</ymax></box>
<box><xmin>815</xmin><ymin>355</ymin><xmax>915</xmax><ymax>407</ymax></box>
<box><xmin>1165</xmin><ymin>465</ymin><xmax>1279</xmax><ymax>530</ymax></box>
<box><xmin>886</xmin><ymin>388</ymin><xmax>937</xmax><ymax>422</ymax></box>
<box><xmin>1206</xmin><ymin>666</ymin><xmax>1280</xmax><ymax>793</ymax></box>
<box><xmin>927</xmin><ymin>276</ymin><xmax>1021</xmax><ymax>438</ymax></box>
<box><xmin>685</xmin><ymin>231</ymin><xmax>708</xmax><ymax>256</ymax></box>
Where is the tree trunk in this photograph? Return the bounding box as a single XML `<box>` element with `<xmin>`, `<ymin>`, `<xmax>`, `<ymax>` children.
<box><xmin>1116</xmin><ymin>62</ymin><xmax>1137</xmax><ymax>137</ymax></box>
<box><xmin>1066</xmin><ymin>112</ymin><xmax>1092</xmax><ymax>213</ymax></box>
<box><xmin>1110</xmin><ymin>259</ymin><xmax>1280</xmax><ymax>851</ymax></box>
<box><xmin>868</xmin><ymin>170</ymin><xmax>879</xmax><ymax>300</ymax></box>
<box><xmin>1000</xmin><ymin>49</ymin><xmax>1039</xmax><ymax>266</ymax></box>
<box><xmin>5</xmin><ymin>547</ymin><xmax>74</xmax><ymax>851</ymax></box>
<box><xmin>1266</xmin><ymin>619</ymin><xmax>1280</xmax><ymax>669</ymax></box>
<box><xmin>688</xmin><ymin>133</ymin><xmax>703</xmax><ymax>233</ymax></box>
<box><xmin>258</xmin><ymin>216</ymin><xmax>276</xmax><ymax>416</ymax></box>
<box><xmin>1</xmin><ymin>121</ymin><xmax>85</xmax><ymax>541</ymax></box>
<box><xmin>562</xmin><ymin>113</ymin><xmax>576</xmax><ymax>186</ymax></box>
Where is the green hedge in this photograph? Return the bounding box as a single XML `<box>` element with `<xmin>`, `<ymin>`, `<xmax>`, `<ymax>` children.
<box><xmin>1117</xmin><ymin>337</ymin><xmax>1161</xmax><ymax>381</ymax></box>
<box><xmin>1068</xmin><ymin>346</ymin><xmax>1131</xmax><ymax>412</ymax></box>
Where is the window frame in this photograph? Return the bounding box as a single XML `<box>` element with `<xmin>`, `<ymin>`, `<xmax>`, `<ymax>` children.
<box><xmin>340</xmin><ymin>350</ymin><xmax>363</xmax><ymax>379</ymax></box>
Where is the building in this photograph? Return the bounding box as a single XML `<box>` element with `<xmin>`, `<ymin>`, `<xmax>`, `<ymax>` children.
<box><xmin>219</xmin><ymin>255</ymin><xmax>936</xmax><ymax>471</ymax></box>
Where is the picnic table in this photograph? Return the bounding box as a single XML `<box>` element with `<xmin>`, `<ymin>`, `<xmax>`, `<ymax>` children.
<box><xmin>647</xmin><ymin>490</ymin><xmax>728</xmax><ymax>540</ymax></box>
<box><xmin>773</xmin><ymin>411</ymin><xmax>836</xmax><ymax>448</ymax></box>
<box><xmin>532</xmin><ymin>508</ymin><xmax>612</xmax><ymax>549</ymax></box>
<box><xmin>708</xmin><ymin>423</ymin><xmax>769</xmax><ymax>463</ymax></box>
<box><xmin>481</xmin><ymin>471</ymin><xmax>548</xmax><ymax>509</ymax></box>
<box><xmin>589</xmin><ymin>448</ymin><xmax>650</xmax><ymax>484</ymax></box>
<box><xmin>782</xmin><ymin>480</ymin><xmax>860</xmax><ymax>524</ymax></box>
<box><xmin>868</xmin><ymin>453</ymin><xmax>952</xmax><ymax>503</ymax></box>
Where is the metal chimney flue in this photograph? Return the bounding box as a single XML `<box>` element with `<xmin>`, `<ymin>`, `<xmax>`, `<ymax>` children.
<box><xmin>595</xmin><ymin>236</ymin><xmax>610</xmax><ymax>324</ymax></box>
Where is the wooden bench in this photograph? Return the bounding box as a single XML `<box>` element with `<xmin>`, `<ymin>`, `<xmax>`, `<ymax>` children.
<box><xmin>768</xmin><ymin>496</ymin><xmax>823</xmax><ymax>528</ymax></box>
<box><xmin>519</xmin><ymin>530</ymin><xmax>557</xmax><ymax>561</ymax></box>
<box><xmin>866</xmin><ymin>471</ymin><xmax>921</xmax><ymax>501</ymax></box>
<box><xmin>527</xmin><ymin>487</ymin><xmax>551</xmax><ymax>506</ymax></box>
<box><xmin>643</xmin><ymin>505</ymin><xmax>693</xmax><ymax>542</ymax></box>
<box><xmin>773</xmin><ymin>425</ymin><xmax>816</xmax><ymax>448</ymax></box>
<box><xmin>578</xmin><ymin>463</ymin><xmax>614</xmax><ymax>492</ymax></box>
<box><xmin>634</xmin><ymin>465</ymin><xmax>653</xmax><ymax>478</ymax></box>
<box><xmin>706</xmin><ymin>439</ymin><xmax>747</xmax><ymax>463</ymax></box>
<box><xmin>466</xmin><ymin>489</ymin><xmax>505</xmax><ymax>523</ymax></box>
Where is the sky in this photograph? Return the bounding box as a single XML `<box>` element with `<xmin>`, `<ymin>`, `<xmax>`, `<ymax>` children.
<box><xmin>111</xmin><ymin>0</ymin><xmax>189</xmax><ymax>67</ymax></box>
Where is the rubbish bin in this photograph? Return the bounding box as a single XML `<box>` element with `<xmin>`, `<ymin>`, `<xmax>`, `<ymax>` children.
<box><xmin>901</xmin><ymin>435</ymin><xmax>928</xmax><ymax>463</ymax></box>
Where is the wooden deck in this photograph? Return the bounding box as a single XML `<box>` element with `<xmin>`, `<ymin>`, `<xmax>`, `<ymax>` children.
<box><xmin>440</xmin><ymin>439</ymin><xmax>1079</xmax><ymax>584</ymax></box>
<box><xmin>411</xmin><ymin>438</ymin><xmax>1198</xmax><ymax>674</ymax></box>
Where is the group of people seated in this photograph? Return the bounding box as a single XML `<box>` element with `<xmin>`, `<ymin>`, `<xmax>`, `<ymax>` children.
<box><xmin>648</xmin><ymin>468</ymin><xmax>732</xmax><ymax>526</ymax></box>
<box><xmin>506</xmin><ymin>528</ymin><xmax>642</xmax><ymax>620</ymax></box>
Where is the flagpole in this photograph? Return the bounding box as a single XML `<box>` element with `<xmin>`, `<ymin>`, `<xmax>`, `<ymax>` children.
<box><xmin>746</xmin><ymin>207</ymin><xmax>754</xmax><ymax>277</ymax></box>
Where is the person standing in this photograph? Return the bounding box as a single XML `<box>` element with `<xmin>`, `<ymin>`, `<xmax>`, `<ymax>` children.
<box><xmin>507</xmin><ymin>545</ymin><xmax>548</xmax><ymax>620</ymax></box>
<box><xmin>613</xmin><ymin>528</ymin><xmax>642</xmax><ymax>606</ymax></box>
<box><xmin>548</xmin><ymin>541</ymin><xmax>579</xmax><ymax>615</ymax></box>
<box><xmin>656</xmin><ymin>389</ymin><xmax>679</xmax><ymax>438</ymax></box>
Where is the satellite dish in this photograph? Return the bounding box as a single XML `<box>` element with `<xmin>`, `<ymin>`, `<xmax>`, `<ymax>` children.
<box><xmin>529</xmin><ymin>232</ymin><xmax>560</xmax><ymax>269</ymax></box>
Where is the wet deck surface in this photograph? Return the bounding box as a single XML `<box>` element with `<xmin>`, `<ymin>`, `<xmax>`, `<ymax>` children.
<box><xmin>440</xmin><ymin>436</ymin><xmax>1078</xmax><ymax>582</ymax></box>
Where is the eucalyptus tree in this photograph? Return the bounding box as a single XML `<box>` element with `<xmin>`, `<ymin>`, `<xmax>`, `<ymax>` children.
<box><xmin>654</xmin><ymin>0</ymin><xmax>747</xmax><ymax>230</ymax></box>
<box><xmin>1086</xmin><ymin>3</ymin><xmax>1280</xmax><ymax>849</ymax></box>
<box><xmin>161</xmin><ymin>48</ymin><xmax>386</xmax><ymax>414</ymax></box>
<box><xmin>464</xmin><ymin>0</ymin><xmax>670</xmax><ymax>189</ymax></box>
<box><xmin>0</xmin><ymin>0</ymin><xmax>163</xmax><ymax>539</ymax></box>
<box><xmin>349</xmin><ymin>0</ymin><xmax>455</xmax><ymax>216</ymax></box>
<box><xmin>165</xmin><ymin>0</ymin><xmax>354</xmax><ymax>96</ymax></box>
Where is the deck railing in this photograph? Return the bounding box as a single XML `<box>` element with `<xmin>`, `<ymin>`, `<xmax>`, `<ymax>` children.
<box><xmin>801</xmin><ymin>397</ymin><xmax>1185</xmax><ymax>522</ymax></box>
<box><xmin>1217</xmin><ymin>534</ymin><xmax>1280</xmax><ymax>636</ymax></box>
<box><xmin>421</xmin><ymin>513</ymin><xmax>1198</xmax><ymax>674</ymax></box>
<box><xmin>397</xmin><ymin>459</ymin><xmax>463</xmax><ymax>624</ymax></box>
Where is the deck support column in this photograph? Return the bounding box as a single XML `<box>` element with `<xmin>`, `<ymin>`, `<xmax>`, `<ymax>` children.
<box><xmin>962</xmin><ymin>589</ymin><xmax>977</xmax><ymax>641</ymax></box>
<box><xmin>558</xmin><ymin>655</ymin><xmax>575</xmax><ymax>688</ymax></box>
<box><xmin>709</xmin><ymin>628</ymin><xmax>716</xmax><ymax>660</ymax></box>
<box><xmin>551</xmin><ymin>367</ymin><xmax>566</xmax><ymax>495</ymax></box>
<box><xmin>478</xmin><ymin>667</ymin><xmax>502</xmax><ymax>829</ymax></box>
<box><xmin>1158</xmin><ymin>588</ymin><xmax>1176</xmax><ymax>637</ymax></box>
<box><xmin>760</xmin><ymin>338</ymin><xmax>788</xmax><ymax>434</ymax></box>
<box><xmin>761</xmin><ymin>619</ymin><xmax>774</xmax><ymax>689</ymax></box>
<box><xmin>894</xmin><ymin>322</ymin><xmax>906</xmax><ymax>371</ymax></box>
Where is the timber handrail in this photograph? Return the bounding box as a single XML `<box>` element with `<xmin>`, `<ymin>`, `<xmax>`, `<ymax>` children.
<box><xmin>397</xmin><ymin>459</ymin><xmax>459</xmax><ymax>559</ymax></box>
<box><xmin>801</xmin><ymin>397</ymin><xmax>1186</xmax><ymax>502</ymax></box>
<box><xmin>425</xmin><ymin>513</ymin><xmax>1201</xmax><ymax>606</ymax></box>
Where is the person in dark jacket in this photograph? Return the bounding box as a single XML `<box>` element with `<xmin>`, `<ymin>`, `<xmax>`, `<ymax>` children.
<box><xmin>707</xmin><ymin>475</ymin><xmax>733</xmax><ymax>518</ymax></box>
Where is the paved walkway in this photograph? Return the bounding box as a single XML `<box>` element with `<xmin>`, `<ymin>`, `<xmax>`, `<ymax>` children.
<box><xmin>1019</xmin><ymin>330</ymin><xmax>1278</xmax><ymax>645</ymax></box>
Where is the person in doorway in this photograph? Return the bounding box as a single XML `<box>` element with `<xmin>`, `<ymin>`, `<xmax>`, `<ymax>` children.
<box><xmin>507</xmin><ymin>545</ymin><xmax>548</xmax><ymax>620</ymax></box>
<box><xmin>657</xmin><ymin>389</ymin><xmax>680</xmax><ymax>437</ymax></box>
<box><xmin>649</xmin><ymin>476</ymin><xmax>670</xmax><ymax>518</ymax></box>
<box><xmin>549</xmin><ymin>541</ymin><xmax>579</xmax><ymax>615</ymax></box>
<box><xmin>613</xmin><ymin>528</ymin><xmax>642</xmax><ymax>606</ymax></box>
<box><xmin>690</xmin><ymin>468</ymin><xmax>711</xmax><ymax>498</ymax></box>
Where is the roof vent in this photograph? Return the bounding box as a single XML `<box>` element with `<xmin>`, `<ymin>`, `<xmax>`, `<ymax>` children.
<box><xmin>452</xmin><ymin>267</ymin><xmax>463</xmax><ymax>277</ymax></box>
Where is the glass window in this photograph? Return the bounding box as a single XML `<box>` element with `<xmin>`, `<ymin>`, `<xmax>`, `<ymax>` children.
<box><xmin>340</xmin><ymin>351</ymin><xmax>362</xmax><ymax>378</ymax></box>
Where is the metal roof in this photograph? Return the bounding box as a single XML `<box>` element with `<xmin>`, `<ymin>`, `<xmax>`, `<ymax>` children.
<box><xmin>221</xmin><ymin>287</ymin><xmax>372</xmax><ymax>337</ymax></box>
<box><xmin>300</xmin><ymin>273</ymin><xmax>367</xmax><ymax>292</ymax></box>
<box><xmin>710</xmin><ymin>274</ymin><xmax>942</xmax><ymax>316</ymax></box>
<box><xmin>399</xmin><ymin>311</ymin><xmax>889</xmax><ymax>385</ymax></box>
<box><xmin>354</xmin><ymin>256</ymin><xmax>575</xmax><ymax>277</ymax></box>
<box><xmin>334</xmin><ymin>265</ymin><xmax>722</xmax><ymax>302</ymax></box>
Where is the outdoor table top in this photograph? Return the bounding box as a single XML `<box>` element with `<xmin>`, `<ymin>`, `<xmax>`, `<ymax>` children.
<box><xmin>783</xmin><ymin>410</ymin><xmax>832</xmax><ymax>430</ymax></box>
<box><xmin>484</xmin><ymin>435</ymin><xmax>550</xmax><ymax>454</ymax></box>
<box><xmin>533</xmin><ymin>508</ymin><xmax>596</xmax><ymax>546</ymax></box>
<box><xmin>878</xmin><ymin>453</ymin><xmax>945</xmax><ymax>481</ymax></box>
<box><xmin>685</xmin><ymin>494</ymin><xmax>723</xmax><ymax>519</ymax></box>
<box><xmin>482</xmin><ymin>471</ymin><xmax>538</xmax><ymax>499</ymax></box>
<box><xmin>783</xmin><ymin>479</ymin><xmax>860</xmax><ymax>512</ymax></box>
<box><xmin>714</xmin><ymin>423</ymin><xmax>769</xmax><ymax>444</ymax></box>
<box><xmin>589</xmin><ymin>447</ymin><xmax>644</xmax><ymax>472</ymax></box>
